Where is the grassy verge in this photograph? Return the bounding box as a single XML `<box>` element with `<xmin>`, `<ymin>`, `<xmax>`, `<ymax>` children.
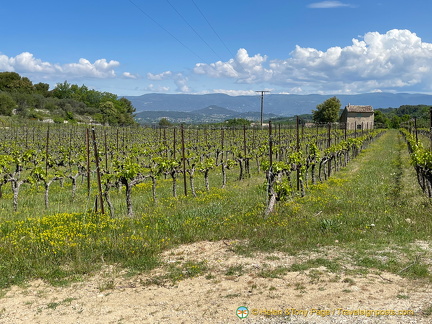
<box><xmin>238</xmin><ymin>129</ymin><xmax>432</xmax><ymax>279</ymax></box>
<box><xmin>1</xmin><ymin>130</ymin><xmax>431</xmax><ymax>289</ymax></box>
<box><xmin>0</xmin><ymin>175</ymin><xmax>268</xmax><ymax>288</ymax></box>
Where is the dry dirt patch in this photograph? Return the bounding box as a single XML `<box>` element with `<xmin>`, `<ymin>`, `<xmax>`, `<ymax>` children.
<box><xmin>1</xmin><ymin>240</ymin><xmax>431</xmax><ymax>323</ymax></box>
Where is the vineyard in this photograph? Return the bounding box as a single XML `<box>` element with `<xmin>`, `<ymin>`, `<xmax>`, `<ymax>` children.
<box><xmin>0</xmin><ymin>120</ymin><xmax>431</xmax><ymax>292</ymax></box>
<box><xmin>0</xmin><ymin>122</ymin><xmax>383</xmax><ymax>216</ymax></box>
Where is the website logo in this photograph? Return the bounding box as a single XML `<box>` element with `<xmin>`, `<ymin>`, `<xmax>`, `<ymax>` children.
<box><xmin>237</xmin><ymin>306</ymin><xmax>249</xmax><ymax>319</ymax></box>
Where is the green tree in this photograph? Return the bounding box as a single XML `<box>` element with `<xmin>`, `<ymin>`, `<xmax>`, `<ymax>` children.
<box><xmin>312</xmin><ymin>96</ymin><xmax>341</xmax><ymax>123</ymax></box>
<box><xmin>0</xmin><ymin>72</ymin><xmax>21</xmax><ymax>91</ymax></box>
<box><xmin>34</xmin><ymin>82</ymin><xmax>50</xmax><ymax>96</ymax></box>
<box><xmin>159</xmin><ymin>118</ymin><xmax>172</xmax><ymax>127</ymax></box>
<box><xmin>0</xmin><ymin>72</ymin><xmax>34</xmax><ymax>93</ymax></box>
<box><xmin>225</xmin><ymin>118</ymin><xmax>251</xmax><ymax>127</ymax></box>
<box><xmin>374</xmin><ymin>110</ymin><xmax>388</xmax><ymax>126</ymax></box>
<box><xmin>0</xmin><ymin>92</ymin><xmax>16</xmax><ymax>116</ymax></box>
<box><xmin>99</xmin><ymin>101</ymin><xmax>118</xmax><ymax>125</ymax></box>
<box><xmin>389</xmin><ymin>115</ymin><xmax>401</xmax><ymax>128</ymax></box>
<box><xmin>52</xmin><ymin>81</ymin><xmax>73</xmax><ymax>99</ymax></box>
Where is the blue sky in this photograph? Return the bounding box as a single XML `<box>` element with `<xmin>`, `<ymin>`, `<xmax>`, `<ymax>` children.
<box><xmin>1</xmin><ymin>0</ymin><xmax>432</xmax><ymax>96</ymax></box>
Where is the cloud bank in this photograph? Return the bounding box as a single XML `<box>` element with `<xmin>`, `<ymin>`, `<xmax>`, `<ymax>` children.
<box><xmin>0</xmin><ymin>52</ymin><xmax>120</xmax><ymax>79</ymax></box>
<box><xmin>1</xmin><ymin>29</ymin><xmax>432</xmax><ymax>95</ymax></box>
<box><xmin>192</xmin><ymin>29</ymin><xmax>432</xmax><ymax>94</ymax></box>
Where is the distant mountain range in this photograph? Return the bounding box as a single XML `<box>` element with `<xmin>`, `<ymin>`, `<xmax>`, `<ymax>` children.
<box><xmin>126</xmin><ymin>92</ymin><xmax>432</xmax><ymax>123</ymax></box>
<box><xmin>135</xmin><ymin>105</ymin><xmax>278</xmax><ymax>124</ymax></box>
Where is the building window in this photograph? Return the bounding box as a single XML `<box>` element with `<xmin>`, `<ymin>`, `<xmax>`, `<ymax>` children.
<box><xmin>357</xmin><ymin>124</ymin><xmax>362</xmax><ymax>130</ymax></box>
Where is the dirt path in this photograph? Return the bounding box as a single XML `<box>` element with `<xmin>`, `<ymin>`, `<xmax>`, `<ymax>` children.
<box><xmin>1</xmin><ymin>240</ymin><xmax>431</xmax><ymax>324</ymax></box>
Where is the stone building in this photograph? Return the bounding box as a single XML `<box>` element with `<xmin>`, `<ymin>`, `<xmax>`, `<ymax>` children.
<box><xmin>339</xmin><ymin>104</ymin><xmax>374</xmax><ymax>130</ymax></box>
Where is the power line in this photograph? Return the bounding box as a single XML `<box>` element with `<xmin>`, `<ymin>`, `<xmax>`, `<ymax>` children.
<box><xmin>166</xmin><ymin>0</ymin><xmax>222</xmax><ymax>61</ymax></box>
<box><xmin>128</xmin><ymin>0</ymin><xmax>247</xmax><ymax>83</ymax></box>
<box><xmin>190</xmin><ymin>0</ymin><xmax>248</xmax><ymax>76</ymax></box>
<box><xmin>190</xmin><ymin>0</ymin><xmax>235</xmax><ymax>60</ymax></box>
<box><xmin>127</xmin><ymin>0</ymin><xmax>206</xmax><ymax>63</ymax></box>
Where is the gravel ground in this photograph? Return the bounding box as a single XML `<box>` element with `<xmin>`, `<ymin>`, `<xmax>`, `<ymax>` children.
<box><xmin>1</xmin><ymin>240</ymin><xmax>431</xmax><ymax>324</ymax></box>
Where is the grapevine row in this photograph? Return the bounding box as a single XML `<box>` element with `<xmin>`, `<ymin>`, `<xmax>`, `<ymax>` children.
<box><xmin>0</xmin><ymin>123</ymin><xmax>382</xmax><ymax>216</ymax></box>
<box><xmin>400</xmin><ymin>128</ymin><xmax>432</xmax><ymax>197</ymax></box>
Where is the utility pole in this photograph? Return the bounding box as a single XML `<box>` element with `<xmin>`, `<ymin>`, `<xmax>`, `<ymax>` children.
<box><xmin>256</xmin><ymin>90</ymin><xmax>270</xmax><ymax>128</ymax></box>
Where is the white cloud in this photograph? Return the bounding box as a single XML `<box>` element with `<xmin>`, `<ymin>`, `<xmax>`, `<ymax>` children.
<box><xmin>61</xmin><ymin>58</ymin><xmax>119</xmax><ymax>78</ymax></box>
<box><xmin>0</xmin><ymin>54</ymin><xmax>14</xmax><ymax>71</ymax></box>
<box><xmin>194</xmin><ymin>48</ymin><xmax>273</xmax><ymax>84</ymax></box>
<box><xmin>122</xmin><ymin>72</ymin><xmax>139</xmax><ymax>79</ymax></box>
<box><xmin>9</xmin><ymin>52</ymin><xmax>56</xmax><ymax>73</ymax></box>
<box><xmin>173</xmin><ymin>73</ymin><xmax>190</xmax><ymax>93</ymax></box>
<box><xmin>145</xmin><ymin>84</ymin><xmax>170</xmax><ymax>92</ymax></box>
<box><xmin>0</xmin><ymin>52</ymin><xmax>120</xmax><ymax>78</ymax></box>
<box><xmin>147</xmin><ymin>71</ymin><xmax>172</xmax><ymax>80</ymax></box>
<box><xmin>308</xmin><ymin>1</ymin><xmax>352</xmax><ymax>8</ymax></box>
<box><xmin>210</xmin><ymin>89</ymin><xmax>260</xmax><ymax>96</ymax></box>
<box><xmin>193</xmin><ymin>29</ymin><xmax>432</xmax><ymax>94</ymax></box>
<box><xmin>145</xmin><ymin>71</ymin><xmax>190</xmax><ymax>93</ymax></box>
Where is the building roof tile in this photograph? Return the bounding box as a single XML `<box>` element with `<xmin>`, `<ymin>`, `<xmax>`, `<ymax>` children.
<box><xmin>345</xmin><ymin>104</ymin><xmax>374</xmax><ymax>113</ymax></box>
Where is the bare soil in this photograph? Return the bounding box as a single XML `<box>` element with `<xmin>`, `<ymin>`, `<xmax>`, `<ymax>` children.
<box><xmin>1</xmin><ymin>240</ymin><xmax>431</xmax><ymax>324</ymax></box>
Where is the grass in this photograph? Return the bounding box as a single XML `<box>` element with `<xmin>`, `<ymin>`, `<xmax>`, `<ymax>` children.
<box><xmin>0</xmin><ymin>169</ymin><xmax>266</xmax><ymax>288</ymax></box>
<box><xmin>142</xmin><ymin>260</ymin><xmax>207</xmax><ymax>286</ymax></box>
<box><xmin>224</xmin><ymin>265</ymin><xmax>244</xmax><ymax>276</ymax></box>
<box><xmin>289</xmin><ymin>258</ymin><xmax>341</xmax><ymax>273</ymax></box>
<box><xmin>258</xmin><ymin>266</ymin><xmax>289</xmax><ymax>278</ymax></box>
<box><xmin>235</xmin><ymin>130</ymin><xmax>432</xmax><ymax>278</ymax></box>
<box><xmin>0</xmin><ymin>130</ymin><xmax>431</xmax><ymax>289</ymax></box>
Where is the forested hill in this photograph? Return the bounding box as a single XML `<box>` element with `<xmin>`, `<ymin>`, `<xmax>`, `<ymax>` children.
<box><xmin>0</xmin><ymin>72</ymin><xmax>136</xmax><ymax>125</ymax></box>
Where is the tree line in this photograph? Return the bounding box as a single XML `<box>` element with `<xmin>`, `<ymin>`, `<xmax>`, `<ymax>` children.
<box><xmin>0</xmin><ymin>72</ymin><xmax>136</xmax><ymax>126</ymax></box>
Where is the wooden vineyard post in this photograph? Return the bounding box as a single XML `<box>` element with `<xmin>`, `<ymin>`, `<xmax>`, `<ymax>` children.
<box><xmin>269</xmin><ymin>121</ymin><xmax>273</xmax><ymax>167</ymax></box>
<box><xmin>181</xmin><ymin>124</ymin><xmax>187</xmax><ymax>196</ymax></box>
<box><xmin>163</xmin><ymin>128</ymin><xmax>167</xmax><ymax>157</ymax></box>
<box><xmin>104</xmin><ymin>129</ymin><xmax>108</xmax><ymax>170</ymax></box>
<box><xmin>243</xmin><ymin>125</ymin><xmax>247</xmax><ymax>158</ymax></box>
<box><xmin>116</xmin><ymin>128</ymin><xmax>119</xmax><ymax>152</ymax></box>
<box><xmin>86</xmin><ymin>128</ymin><xmax>91</xmax><ymax>196</ymax></box>
<box><xmin>173</xmin><ymin>127</ymin><xmax>176</xmax><ymax>159</ymax></box>
<box><xmin>221</xmin><ymin>127</ymin><xmax>226</xmax><ymax>188</ymax></box>
<box><xmin>204</xmin><ymin>127</ymin><xmax>208</xmax><ymax>146</ymax></box>
<box><xmin>265</xmin><ymin>120</ymin><xmax>280</xmax><ymax>216</ymax></box>
<box><xmin>69</xmin><ymin>127</ymin><xmax>73</xmax><ymax>169</ymax></box>
<box><xmin>296</xmin><ymin>116</ymin><xmax>300</xmax><ymax>191</ymax></box>
<box><xmin>266</xmin><ymin>121</ymin><xmax>273</xmax><ymax>209</ymax></box>
<box><xmin>344</xmin><ymin>122</ymin><xmax>347</xmax><ymax>141</ymax></box>
<box><xmin>91</xmin><ymin>127</ymin><xmax>105</xmax><ymax>214</ymax></box>
<box><xmin>327</xmin><ymin>123</ymin><xmax>332</xmax><ymax>178</ymax></box>
<box><xmin>278</xmin><ymin>124</ymin><xmax>281</xmax><ymax>161</ymax></box>
<box><xmin>45</xmin><ymin>126</ymin><xmax>50</xmax><ymax>179</ymax></box>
